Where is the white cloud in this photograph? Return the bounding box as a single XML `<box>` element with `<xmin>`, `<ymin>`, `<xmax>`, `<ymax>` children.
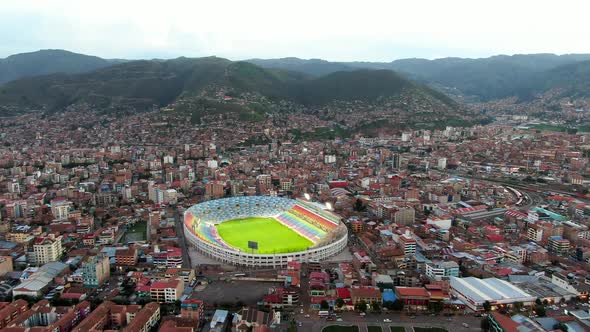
<box><xmin>1</xmin><ymin>0</ymin><xmax>589</xmax><ymax>60</ymax></box>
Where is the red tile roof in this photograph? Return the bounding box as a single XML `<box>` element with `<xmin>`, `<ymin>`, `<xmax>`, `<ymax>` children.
<box><xmin>395</xmin><ymin>287</ymin><xmax>430</xmax><ymax>298</ymax></box>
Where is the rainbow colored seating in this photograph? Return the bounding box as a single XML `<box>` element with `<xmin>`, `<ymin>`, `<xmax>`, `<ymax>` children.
<box><xmin>194</xmin><ymin>222</ymin><xmax>232</xmax><ymax>249</ymax></box>
<box><xmin>290</xmin><ymin>204</ymin><xmax>338</xmax><ymax>231</ymax></box>
<box><xmin>275</xmin><ymin>211</ymin><xmax>326</xmax><ymax>242</ymax></box>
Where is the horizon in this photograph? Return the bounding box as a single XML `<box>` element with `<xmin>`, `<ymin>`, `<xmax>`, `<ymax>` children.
<box><xmin>2</xmin><ymin>0</ymin><xmax>590</xmax><ymax>61</ymax></box>
<box><xmin>4</xmin><ymin>48</ymin><xmax>590</xmax><ymax>63</ymax></box>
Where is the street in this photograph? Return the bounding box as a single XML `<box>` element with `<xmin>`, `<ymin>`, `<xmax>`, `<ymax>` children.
<box><xmin>293</xmin><ymin>312</ymin><xmax>483</xmax><ymax>332</ymax></box>
<box><xmin>174</xmin><ymin>207</ymin><xmax>192</xmax><ymax>268</ymax></box>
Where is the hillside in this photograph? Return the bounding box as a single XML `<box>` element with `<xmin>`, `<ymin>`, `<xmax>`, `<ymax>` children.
<box><xmin>0</xmin><ymin>57</ymin><xmax>458</xmax><ymax>113</ymax></box>
<box><xmin>532</xmin><ymin>60</ymin><xmax>590</xmax><ymax>99</ymax></box>
<box><xmin>247</xmin><ymin>57</ymin><xmax>353</xmax><ymax>77</ymax></box>
<box><xmin>247</xmin><ymin>54</ymin><xmax>590</xmax><ymax>101</ymax></box>
<box><xmin>0</xmin><ymin>49</ymin><xmax>122</xmax><ymax>84</ymax></box>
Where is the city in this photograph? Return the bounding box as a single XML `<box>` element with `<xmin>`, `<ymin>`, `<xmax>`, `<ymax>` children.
<box><xmin>0</xmin><ymin>2</ymin><xmax>589</xmax><ymax>332</ymax></box>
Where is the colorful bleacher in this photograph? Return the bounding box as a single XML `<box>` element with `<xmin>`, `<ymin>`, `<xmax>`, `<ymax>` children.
<box><xmin>290</xmin><ymin>204</ymin><xmax>338</xmax><ymax>231</ymax></box>
<box><xmin>275</xmin><ymin>211</ymin><xmax>326</xmax><ymax>242</ymax></box>
<box><xmin>184</xmin><ymin>196</ymin><xmax>340</xmax><ymax>250</ymax></box>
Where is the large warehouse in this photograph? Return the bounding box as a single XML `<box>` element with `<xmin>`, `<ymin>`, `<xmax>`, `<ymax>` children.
<box><xmin>450</xmin><ymin>277</ymin><xmax>536</xmax><ymax>311</ymax></box>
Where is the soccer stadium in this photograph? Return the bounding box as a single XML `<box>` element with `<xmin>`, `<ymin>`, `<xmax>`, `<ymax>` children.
<box><xmin>183</xmin><ymin>196</ymin><xmax>348</xmax><ymax>267</ymax></box>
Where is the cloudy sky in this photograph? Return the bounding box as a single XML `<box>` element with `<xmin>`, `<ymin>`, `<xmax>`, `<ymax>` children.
<box><xmin>2</xmin><ymin>0</ymin><xmax>589</xmax><ymax>61</ymax></box>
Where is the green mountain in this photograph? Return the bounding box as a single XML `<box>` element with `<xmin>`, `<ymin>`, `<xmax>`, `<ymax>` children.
<box><xmin>0</xmin><ymin>49</ymin><xmax>122</xmax><ymax>84</ymax></box>
<box><xmin>247</xmin><ymin>54</ymin><xmax>590</xmax><ymax>101</ymax></box>
<box><xmin>0</xmin><ymin>56</ymin><xmax>457</xmax><ymax>113</ymax></box>
<box><xmin>247</xmin><ymin>57</ymin><xmax>352</xmax><ymax>77</ymax></box>
<box><xmin>531</xmin><ymin>60</ymin><xmax>590</xmax><ymax>99</ymax></box>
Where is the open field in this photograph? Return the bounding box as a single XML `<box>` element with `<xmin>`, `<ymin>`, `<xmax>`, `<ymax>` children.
<box><xmin>124</xmin><ymin>220</ymin><xmax>146</xmax><ymax>242</ymax></box>
<box><xmin>530</xmin><ymin>124</ymin><xmax>590</xmax><ymax>133</ymax></box>
<box><xmin>216</xmin><ymin>217</ymin><xmax>313</xmax><ymax>254</ymax></box>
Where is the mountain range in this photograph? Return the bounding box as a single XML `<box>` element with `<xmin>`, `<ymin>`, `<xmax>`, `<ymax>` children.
<box><xmin>249</xmin><ymin>54</ymin><xmax>590</xmax><ymax>101</ymax></box>
<box><xmin>0</xmin><ymin>49</ymin><xmax>124</xmax><ymax>84</ymax></box>
<box><xmin>1</xmin><ymin>49</ymin><xmax>590</xmax><ymax>116</ymax></box>
<box><xmin>0</xmin><ymin>51</ymin><xmax>456</xmax><ymax>113</ymax></box>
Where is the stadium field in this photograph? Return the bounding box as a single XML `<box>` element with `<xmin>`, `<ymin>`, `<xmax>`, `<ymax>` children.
<box><xmin>216</xmin><ymin>217</ymin><xmax>313</xmax><ymax>254</ymax></box>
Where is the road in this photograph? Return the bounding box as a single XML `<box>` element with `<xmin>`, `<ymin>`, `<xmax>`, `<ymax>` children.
<box><xmin>174</xmin><ymin>207</ymin><xmax>192</xmax><ymax>268</ymax></box>
<box><xmin>293</xmin><ymin>312</ymin><xmax>483</xmax><ymax>332</ymax></box>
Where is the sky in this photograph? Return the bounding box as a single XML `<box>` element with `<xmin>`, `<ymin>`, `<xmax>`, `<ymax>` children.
<box><xmin>2</xmin><ymin>0</ymin><xmax>590</xmax><ymax>62</ymax></box>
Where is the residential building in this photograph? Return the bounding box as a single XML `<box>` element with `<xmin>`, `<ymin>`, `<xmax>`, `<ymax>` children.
<box><xmin>150</xmin><ymin>278</ymin><xmax>184</xmax><ymax>303</ymax></box>
<box><xmin>31</xmin><ymin>235</ymin><xmax>63</xmax><ymax>266</ymax></box>
<box><xmin>180</xmin><ymin>299</ymin><xmax>204</xmax><ymax>321</ymax></box>
<box><xmin>81</xmin><ymin>255</ymin><xmax>111</xmax><ymax>288</ymax></box>
<box><xmin>425</xmin><ymin>261</ymin><xmax>460</xmax><ymax>281</ymax></box>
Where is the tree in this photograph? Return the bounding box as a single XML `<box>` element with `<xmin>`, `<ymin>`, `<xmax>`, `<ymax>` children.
<box><xmin>371</xmin><ymin>301</ymin><xmax>381</xmax><ymax>313</ymax></box>
<box><xmin>335</xmin><ymin>298</ymin><xmax>345</xmax><ymax>309</ymax></box>
<box><xmin>534</xmin><ymin>305</ymin><xmax>546</xmax><ymax>317</ymax></box>
<box><xmin>383</xmin><ymin>301</ymin><xmax>394</xmax><ymax>310</ymax></box>
<box><xmin>320</xmin><ymin>300</ymin><xmax>329</xmax><ymax>310</ymax></box>
<box><xmin>392</xmin><ymin>299</ymin><xmax>404</xmax><ymax>311</ymax></box>
<box><xmin>483</xmin><ymin>300</ymin><xmax>492</xmax><ymax>312</ymax></box>
<box><xmin>355</xmin><ymin>301</ymin><xmax>368</xmax><ymax>312</ymax></box>
<box><xmin>353</xmin><ymin>199</ymin><xmax>366</xmax><ymax>212</ymax></box>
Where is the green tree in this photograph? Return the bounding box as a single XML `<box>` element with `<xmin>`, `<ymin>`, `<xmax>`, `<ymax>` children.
<box><xmin>392</xmin><ymin>299</ymin><xmax>404</xmax><ymax>311</ymax></box>
<box><xmin>383</xmin><ymin>301</ymin><xmax>394</xmax><ymax>310</ymax></box>
<box><xmin>371</xmin><ymin>301</ymin><xmax>381</xmax><ymax>313</ymax></box>
<box><xmin>534</xmin><ymin>305</ymin><xmax>546</xmax><ymax>317</ymax></box>
<box><xmin>355</xmin><ymin>301</ymin><xmax>368</xmax><ymax>312</ymax></box>
<box><xmin>353</xmin><ymin>199</ymin><xmax>366</xmax><ymax>212</ymax></box>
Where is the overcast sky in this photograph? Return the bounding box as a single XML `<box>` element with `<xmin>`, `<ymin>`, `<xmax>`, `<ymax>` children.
<box><xmin>2</xmin><ymin>0</ymin><xmax>590</xmax><ymax>61</ymax></box>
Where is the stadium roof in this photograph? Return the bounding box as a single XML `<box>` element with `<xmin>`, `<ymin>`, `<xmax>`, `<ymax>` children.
<box><xmin>450</xmin><ymin>277</ymin><xmax>534</xmax><ymax>304</ymax></box>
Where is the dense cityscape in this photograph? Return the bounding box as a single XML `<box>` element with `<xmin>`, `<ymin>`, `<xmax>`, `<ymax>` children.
<box><xmin>0</xmin><ymin>95</ymin><xmax>588</xmax><ymax>332</ymax></box>
<box><xmin>2</xmin><ymin>2</ymin><xmax>590</xmax><ymax>332</ymax></box>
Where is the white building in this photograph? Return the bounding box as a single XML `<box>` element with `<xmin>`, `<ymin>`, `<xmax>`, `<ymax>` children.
<box><xmin>450</xmin><ymin>277</ymin><xmax>536</xmax><ymax>311</ymax></box>
<box><xmin>426</xmin><ymin>261</ymin><xmax>459</xmax><ymax>281</ymax></box>
<box><xmin>31</xmin><ymin>235</ymin><xmax>63</xmax><ymax>266</ymax></box>
<box><xmin>207</xmin><ymin>160</ymin><xmax>218</xmax><ymax>169</ymax></box>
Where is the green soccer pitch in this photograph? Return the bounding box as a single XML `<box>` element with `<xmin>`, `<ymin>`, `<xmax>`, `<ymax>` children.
<box><xmin>216</xmin><ymin>217</ymin><xmax>314</xmax><ymax>254</ymax></box>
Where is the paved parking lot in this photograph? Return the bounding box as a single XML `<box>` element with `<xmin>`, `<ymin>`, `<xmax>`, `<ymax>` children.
<box><xmin>190</xmin><ymin>280</ymin><xmax>281</xmax><ymax>305</ymax></box>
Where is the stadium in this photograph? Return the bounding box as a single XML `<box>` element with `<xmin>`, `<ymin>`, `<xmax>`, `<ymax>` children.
<box><xmin>183</xmin><ymin>196</ymin><xmax>348</xmax><ymax>267</ymax></box>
